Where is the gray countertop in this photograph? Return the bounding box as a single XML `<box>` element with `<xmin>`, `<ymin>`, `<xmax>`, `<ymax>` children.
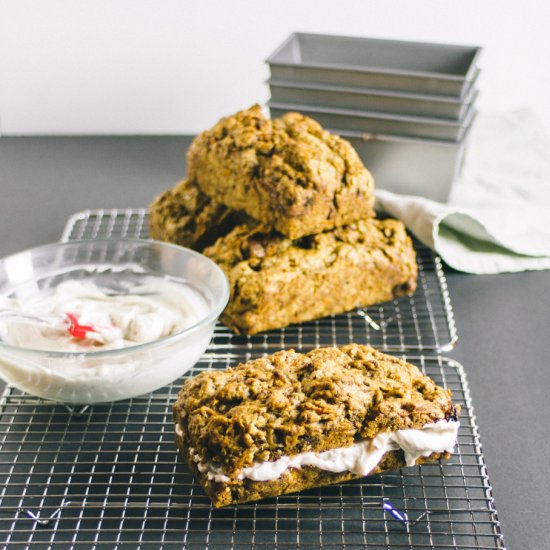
<box><xmin>1</xmin><ymin>136</ymin><xmax>548</xmax><ymax>548</ymax></box>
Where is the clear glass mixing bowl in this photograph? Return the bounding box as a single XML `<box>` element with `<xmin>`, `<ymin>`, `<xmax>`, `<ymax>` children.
<box><xmin>0</xmin><ymin>239</ymin><xmax>229</xmax><ymax>404</ymax></box>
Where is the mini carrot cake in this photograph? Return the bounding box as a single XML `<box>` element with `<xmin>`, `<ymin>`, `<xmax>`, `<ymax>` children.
<box><xmin>203</xmin><ymin>217</ymin><xmax>417</xmax><ymax>335</ymax></box>
<box><xmin>149</xmin><ymin>177</ymin><xmax>251</xmax><ymax>251</ymax></box>
<box><xmin>187</xmin><ymin>105</ymin><xmax>375</xmax><ymax>240</ymax></box>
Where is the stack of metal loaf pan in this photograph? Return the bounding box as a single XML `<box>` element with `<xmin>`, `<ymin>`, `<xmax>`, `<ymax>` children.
<box><xmin>267</xmin><ymin>33</ymin><xmax>482</xmax><ymax>202</ymax></box>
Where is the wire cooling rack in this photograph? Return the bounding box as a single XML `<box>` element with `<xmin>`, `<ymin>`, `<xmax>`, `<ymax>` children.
<box><xmin>61</xmin><ymin>208</ymin><xmax>457</xmax><ymax>354</ymax></box>
<box><xmin>0</xmin><ymin>356</ymin><xmax>503</xmax><ymax>549</ymax></box>
<box><xmin>0</xmin><ymin>208</ymin><xmax>504</xmax><ymax>548</ymax></box>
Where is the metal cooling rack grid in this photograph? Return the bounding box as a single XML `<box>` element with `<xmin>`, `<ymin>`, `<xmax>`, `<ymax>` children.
<box><xmin>0</xmin><ymin>356</ymin><xmax>503</xmax><ymax>549</ymax></box>
<box><xmin>0</xmin><ymin>208</ymin><xmax>504</xmax><ymax>548</ymax></box>
<box><xmin>60</xmin><ymin>208</ymin><xmax>457</xmax><ymax>354</ymax></box>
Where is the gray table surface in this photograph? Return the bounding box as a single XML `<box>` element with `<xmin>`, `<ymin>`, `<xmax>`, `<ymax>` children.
<box><xmin>1</xmin><ymin>136</ymin><xmax>548</xmax><ymax>549</ymax></box>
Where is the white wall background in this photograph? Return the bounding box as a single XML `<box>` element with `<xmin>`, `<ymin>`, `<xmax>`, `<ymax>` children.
<box><xmin>1</xmin><ymin>0</ymin><xmax>549</xmax><ymax>135</ymax></box>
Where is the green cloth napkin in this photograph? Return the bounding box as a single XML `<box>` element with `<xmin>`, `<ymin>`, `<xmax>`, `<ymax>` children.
<box><xmin>375</xmin><ymin>109</ymin><xmax>550</xmax><ymax>274</ymax></box>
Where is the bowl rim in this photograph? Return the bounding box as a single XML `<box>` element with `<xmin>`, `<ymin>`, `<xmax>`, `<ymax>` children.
<box><xmin>0</xmin><ymin>238</ymin><xmax>230</xmax><ymax>358</ymax></box>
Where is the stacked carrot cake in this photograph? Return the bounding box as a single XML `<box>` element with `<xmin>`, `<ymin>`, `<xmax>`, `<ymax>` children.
<box><xmin>150</xmin><ymin>105</ymin><xmax>417</xmax><ymax>334</ymax></box>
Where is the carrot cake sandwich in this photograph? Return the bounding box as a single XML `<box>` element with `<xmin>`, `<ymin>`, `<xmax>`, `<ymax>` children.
<box><xmin>173</xmin><ymin>344</ymin><xmax>460</xmax><ymax>507</ymax></box>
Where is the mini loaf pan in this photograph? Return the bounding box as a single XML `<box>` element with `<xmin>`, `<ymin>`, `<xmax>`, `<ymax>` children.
<box><xmin>269</xmin><ymin>101</ymin><xmax>476</xmax><ymax>142</ymax></box>
<box><xmin>268</xmin><ymin>78</ymin><xmax>479</xmax><ymax>121</ymax></box>
<box><xmin>267</xmin><ymin>33</ymin><xmax>481</xmax><ymax>99</ymax></box>
<box><xmin>337</xmin><ymin>130</ymin><xmax>470</xmax><ymax>202</ymax></box>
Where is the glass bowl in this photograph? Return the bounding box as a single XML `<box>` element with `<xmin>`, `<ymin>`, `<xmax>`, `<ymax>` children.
<box><xmin>0</xmin><ymin>239</ymin><xmax>229</xmax><ymax>404</ymax></box>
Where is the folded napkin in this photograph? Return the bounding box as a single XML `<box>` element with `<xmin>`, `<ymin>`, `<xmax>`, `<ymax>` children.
<box><xmin>375</xmin><ymin>109</ymin><xmax>550</xmax><ymax>274</ymax></box>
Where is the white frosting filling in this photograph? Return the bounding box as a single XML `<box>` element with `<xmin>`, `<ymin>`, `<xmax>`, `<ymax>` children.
<box><xmin>0</xmin><ymin>278</ymin><xmax>209</xmax><ymax>352</ymax></box>
<box><xmin>197</xmin><ymin>419</ymin><xmax>459</xmax><ymax>483</ymax></box>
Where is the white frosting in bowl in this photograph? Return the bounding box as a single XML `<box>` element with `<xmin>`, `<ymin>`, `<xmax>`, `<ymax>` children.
<box><xmin>0</xmin><ymin>276</ymin><xmax>217</xmax><ymax>404</ymax></box>
<box><xmin>0</xmin><ymin>238</ymin><xmax>230</xmax><ymax>404</ymax></box>
<box><xmin>0</xmin><ymin>278</ymin><xmax>208</xmax><ymax>352</ymax></box>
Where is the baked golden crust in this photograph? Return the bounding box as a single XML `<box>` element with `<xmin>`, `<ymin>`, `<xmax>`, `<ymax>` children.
<box><xmin>173</xmin><ymin>344</ymin><xmax>456</xmax><ymax>491</ymax></box>
<box><xmin>149</xmin><ymin>178</ymin><xmax>250</xmax><ymax>250</ymax></box>
<box><xmin>203</xmin><ymin>217</ymin><xmax>417</xmax><ymax>335</ymax></box>
<box><xmin>187</xmin><ymin>105</ymin><xmax>375</xmax><ymax>240</ymax></box>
